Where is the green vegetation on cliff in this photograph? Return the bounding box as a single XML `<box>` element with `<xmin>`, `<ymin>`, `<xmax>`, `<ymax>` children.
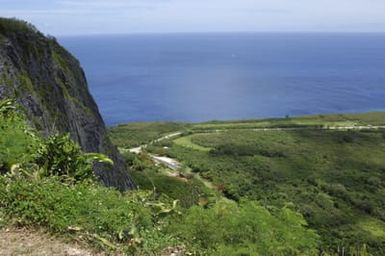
<box><xmin>0</xmin><ymin>18</ymin><xmax>41</xmax><ymax>35</ymax></box>
<box><xmin>0</xmin><ymin>17</ymin><xmax>134</xmax><ymax>190</ymax></box>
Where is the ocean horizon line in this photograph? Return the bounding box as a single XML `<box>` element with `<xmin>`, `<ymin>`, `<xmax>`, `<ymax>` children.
<box><xmin>57</xmin><ymin>31</ymin><xmax>385</xmax><ymax>38</ymax></box>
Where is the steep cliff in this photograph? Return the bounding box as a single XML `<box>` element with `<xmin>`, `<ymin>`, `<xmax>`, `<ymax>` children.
<box><xmin>0</xmin><ymin>18</ymin><xmax>134</xmax><ymax>190</ymax></box>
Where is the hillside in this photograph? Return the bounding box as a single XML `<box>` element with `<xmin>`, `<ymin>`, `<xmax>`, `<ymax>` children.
<box><xmin>0</xmin><ymin>18</ymin><xmax>133</xmax><ymax>190</ymax></box>
<box><xmin>110</xmin><ymin>113</ymin><xmax>385</xmax><ymax>254</ymax></box>
<box><xmin>0</xmin><ymin>98</ymin><xmax>321</xmax><ymax>255</ymax></box>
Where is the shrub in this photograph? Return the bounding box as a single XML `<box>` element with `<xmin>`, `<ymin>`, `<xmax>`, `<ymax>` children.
<box><xmin>0</xmin><ymin>99</ymin><xmax>40</xmax><ymax>173</ymax></box>
<box><xmin>131</xmin><ymin>169</ymin><xmax>209</xmax><ymax>208</ymax></box>
<box><xmin>0</xmin><ymin>99</ymin><xmax>112</xmax><ymax>182</ymax></box>
<box><xmin>35</xmin><ymin>134</ymin><xmax>113</xmax><ymax>182</ymax></box>
<box><xmin>169</xmin><ymin>199</ymin><xmax>320</xmax><ymax>255</ymax></box>
<box><xmin>0</xmin><ymin>176</ymin><xmax>179</xmax><ymax>254</ymax></box>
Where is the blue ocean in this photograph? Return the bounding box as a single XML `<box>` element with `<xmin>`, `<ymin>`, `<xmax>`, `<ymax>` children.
<box><xmin>59</xmin><ymin>33</ymin><xmax>385</xmax><ymax>125</ymax></box>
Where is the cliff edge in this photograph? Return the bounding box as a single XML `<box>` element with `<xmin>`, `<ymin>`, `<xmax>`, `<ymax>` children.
<box><xmin>0</xmin><ymin>18</ymin><xmax>134</xmax><ymax>190</ymax></box>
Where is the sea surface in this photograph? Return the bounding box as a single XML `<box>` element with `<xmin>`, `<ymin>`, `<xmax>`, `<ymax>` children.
<box><xmin>59</xmin><ymin>33</ymin><xmax>385</xmax><ymax>125</ymax></box>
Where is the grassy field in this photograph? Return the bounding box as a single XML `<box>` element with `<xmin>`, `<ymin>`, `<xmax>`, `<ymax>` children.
<box><xmin>173</xmin><ymin>136</ymin><xmax>212</xmax><ymax>152</ymax></box>
<box><xmin>109</xmin><ymin>122</ymin><xmax>189</xmax><ymax>148</ymax></box>
<box><xmin>110</xmin><ymin>112</ymin><xmax>385</xmax><ymax>254</ymax></box>
<box><xmin>109</xmin><ymin>112</ymin><xmax>385</xmax><ymax>148</ymax></box>
<box><xmin>190</xmin><ymin>112</ymin><xmax>385</xmax><ymax>131</ymax></box>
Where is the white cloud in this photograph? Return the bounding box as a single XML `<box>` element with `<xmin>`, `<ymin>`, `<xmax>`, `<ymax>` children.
<box><xmin>0</xmin><ymin>0</ymin><xmax>385</xmax><ymax>35</ymax></box>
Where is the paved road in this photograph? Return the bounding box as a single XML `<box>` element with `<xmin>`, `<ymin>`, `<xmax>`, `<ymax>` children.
<box><xmin>128</xmin><ymin>132</ymin><xmax>182</xmax><ymax>154</ymax></box>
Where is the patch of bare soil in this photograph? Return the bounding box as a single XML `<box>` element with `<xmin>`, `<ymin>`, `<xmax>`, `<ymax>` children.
<box><xmin>0</xmin><ymin>227</ymin><xmax>103</xmax><ymax>256</ymax></box>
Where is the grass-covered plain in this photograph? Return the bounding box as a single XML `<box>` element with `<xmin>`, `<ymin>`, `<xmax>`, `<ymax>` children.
<box><xmin>109</xmin><ymin>122</ymin><xmax>188</xmax><ymax>148</ymax></box>
<box><xmin>190</xmin><ymin>112</ymin><xmax>385</xmax><ymax>131</ymax></box>
<box><xmin>109</xmin><ymin>112</ymin><xmax>385</xmax><ymax>149</ymax></box>
<box><xmin>111</xmin><ymin>112</ymin><xmax>385</xmax><ymax>255</ymax></box>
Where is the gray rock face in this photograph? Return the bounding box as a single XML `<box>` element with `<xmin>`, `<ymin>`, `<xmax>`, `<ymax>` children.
<box><xmin>0</xmin><ymin>18</ymin><xmax>134</xmax><ymax>190</ymax></box>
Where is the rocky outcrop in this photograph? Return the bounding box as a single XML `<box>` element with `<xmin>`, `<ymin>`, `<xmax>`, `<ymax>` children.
<box><xmin>0</xmin><ymin>18</ymin><xmax>134</xmax><ymax>190</ymax></box>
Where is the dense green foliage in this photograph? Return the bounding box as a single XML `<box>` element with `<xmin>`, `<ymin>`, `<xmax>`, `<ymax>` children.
<box><xmin>111</xmin><ymin>115</ymin><xmax>385</xmax><ymax>255</ymax></box>
<box><xmin>123</xmin><ymin>151</ymin><xmax>213</xmax><ymax>208</ymax></box>
<box><xmin>0</xmin><ymin>100</ymin><xmax>39</xmax><ymax>173</ymax></box>
<box><xmin>163</xmin><ymin>128</ymin><xmax>385</xmax><ymax>253</ymax></box>
<box><xmin>35</xmin><ymin>134</ymin><xmax>113</xmax><ymax>182</ymax></box>
<box><xmin>0</xmin><ymin>99</ymin><xmax>322</xmax><ymax>254</ymax></box>
<box><xmin>0</xmin><ymin>176</ymin><xmax>179</xmax><ymax>254</ymax></box>
<box><xmin>131</xmin><ymin>169</ymin><xmax>209</xmax><ymax>208</ymax></box>
<box><xmin>169</xmin><ymin>199</ymin><xmax>320</xmax><ymax>255</ymax></box>
<box><xmin>0</xmin><ymin>174</ymin><xmax>321</xmax><ymax>255</ymax></box>
<box><xmin>0</xmin><ymin>99</ymin><xmax>111</xmax><ymax>181</ymax></box>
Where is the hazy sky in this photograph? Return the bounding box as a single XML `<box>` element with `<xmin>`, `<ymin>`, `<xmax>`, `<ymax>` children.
<box><xmin>1</xmin><ymin>0</ymin><xmax>385</xmax><ymax>35</ymax></box>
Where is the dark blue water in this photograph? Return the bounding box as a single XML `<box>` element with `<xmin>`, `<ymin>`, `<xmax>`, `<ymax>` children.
<box><xmin>59</xmin><ymin>33</ymin><xmax>385</xmax><ymax>125</ymax></box>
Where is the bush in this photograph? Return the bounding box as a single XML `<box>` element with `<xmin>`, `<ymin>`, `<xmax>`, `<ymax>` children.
<box><xmin>131</xmin><ymin>169</ymin><xmax>210</xmax><ymax>208</ymax></box>
<box><xmin>0</xmin><ymin>99</ymin><xmax>40</xmax><ymax>173</ymax></box>
<box><xmin>169</xmin><ymin>199</ymin><xmax>320</xmax><ymax>255</ymax></box>
<box><xmin>35</xmin><ymin>134</ymin><xmax>113</xmax><ymax>182</ymax></box>
<box><xmin>0</xmin><ymin>176</ymin><xmax>179</xmax><ymax>254</ymax></box>
<box><xmin>0</xmin><ymin>99</ymin><xmax>112</xmax><ymax>183</ymax></box>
